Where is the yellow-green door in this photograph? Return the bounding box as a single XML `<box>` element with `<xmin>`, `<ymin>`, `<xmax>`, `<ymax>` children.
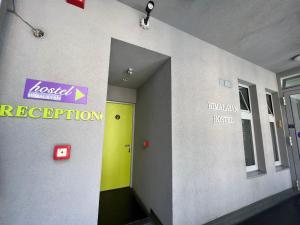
<box><xmin>101</xmin><ymin>102</ymin><xmax>134</xmax><ymax>191</ymax></box>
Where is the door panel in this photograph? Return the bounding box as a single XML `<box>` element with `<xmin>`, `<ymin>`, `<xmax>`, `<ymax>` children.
<box><xmin>101</xmin><ymin>102</ymin><xmax>134</xmax><ymax>191</ymax></box>
<box><xmin>284</xmin><ymin>91</ymin><xmax>300</xmax><ymax>188</ymax></box>
<box><xmin>289</xmin><ymin>95</ymin><xmax>300</xmax><ymax>158</ymax></box>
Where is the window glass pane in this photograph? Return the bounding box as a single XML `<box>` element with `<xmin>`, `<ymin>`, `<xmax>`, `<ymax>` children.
<box><xmin>270</xmin><ymin>122</ymin><xmax>279</xmax><ymax>162</ymax></box>
<box><xmin>266</xmin><ymin>94</ymin><xmax>274</xmax><ymax>115</ymax></box>
<box><xmin>282</xmin><ymin>74</ymin><xmax>300</xmax><ymax>89</ymax></box>
<box><xmin>242</xmin><ymin>119</ymin><xmax>255</xmax><ymax>166</ymax></box>
<box><xmin>239</xmin><ymin>86</ymin><xmax>251</xmax><ymax>111</ymax></box>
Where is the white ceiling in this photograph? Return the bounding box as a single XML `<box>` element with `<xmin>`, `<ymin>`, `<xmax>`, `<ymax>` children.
<box><xmin>119</xmin><ymin>0</ymin><xmax>300</xmax><ymax>73</ymax></box>
<box><xmin>108</xmin><ymin>39</ymin><xmax>170</xmax><ymax>89</ymax></box>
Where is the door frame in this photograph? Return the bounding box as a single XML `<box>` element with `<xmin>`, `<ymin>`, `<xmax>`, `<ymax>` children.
<box><xmin>104</xmin><ymin>101</ymin><xmax>136</xmax><ymax>189</ymax></box>
<box><xmin>281</xmin><ymin>87</ymin><xmax>300</xmax><ymax>190</ymax></box>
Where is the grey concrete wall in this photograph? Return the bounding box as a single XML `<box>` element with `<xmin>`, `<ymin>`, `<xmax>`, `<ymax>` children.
<box><xmin>133</xmin><ymin>60</ymin><xmax>172</xmax><ymax>225</ymax></box>
<box><xmin>0</xmin><ymin>0</ymin><xmax>6</xmax><ymax>32</ymax></box>
<box><xmin>106</xmin><ymin>85</ymin><xmax>136</xmax><ymax>103</ymax></box>
<box><xmin>0</xmin><ymin>1</ymin><xmax>110</xmax><ymax>225</ymax></box>
<box><xmin>0</xmin><ymin>0</ymin><xmax>292</xmax><ymax>225</ymax></box>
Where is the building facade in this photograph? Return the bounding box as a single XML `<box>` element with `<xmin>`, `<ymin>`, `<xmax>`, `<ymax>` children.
<box><xmin>0</xmin><ymin>1</ymin><xmax>297</xmax><ymax>225</ymax></box>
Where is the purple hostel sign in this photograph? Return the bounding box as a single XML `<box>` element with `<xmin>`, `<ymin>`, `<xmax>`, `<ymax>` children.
<box><xmin>23</xmin><ymin>79</ymin><xmax>88</xmax><ymax>104</ymax></box>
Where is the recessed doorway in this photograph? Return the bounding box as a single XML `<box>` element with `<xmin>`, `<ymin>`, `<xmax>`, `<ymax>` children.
<box><xmin>98</xmin><ymin>38</ymin><xmax>172</xmax><ymax>225</ymax></box>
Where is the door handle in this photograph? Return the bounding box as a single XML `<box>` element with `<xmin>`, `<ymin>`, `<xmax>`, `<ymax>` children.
<box><xmin>288</xmin><ymin>136</ymin><xmax>293</xmax><ymax>147</ymax></box>
<box><xmin>124</xmin><ymin>144</ymin><xmax>131</xmax><ymax>152</ymax></box>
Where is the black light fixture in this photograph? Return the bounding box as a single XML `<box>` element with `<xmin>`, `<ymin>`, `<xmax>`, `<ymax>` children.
<box><xmin>7</xmin><ymin>0</ymin><xmax>45</xmax><ymax>38</ymax></box>
<box><xmin>292</xmin><ymin>54</ymin><xmax>300</xmax><ymax>62</ymax></box>
<box><xmin>140</xmin><ymin>1</ymin><xmax>155</xmax><ymax>29</ymax></box>
<box><xmin>122</xmin><ymin>68</ymin><xmax>134</xmax><ymax>82</ymax></box>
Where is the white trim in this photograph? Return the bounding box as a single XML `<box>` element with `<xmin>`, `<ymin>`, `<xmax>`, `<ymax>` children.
<box><xmin>271</xmin><ymin>121</ymin><xmax>282</xmax><ymax>165</ymax></box>
<box><xmin>106</xmin><ymin>100</ymin><xmax>134</xmax><ymax>105</ymax></box>
<box><xmin>268</xmin><ymin>115</ymin><xmax>275</xmax><ymax>122</ymax></box>
<box><xmin>243</xmin><ymin>117</ymin><xmax>258</xmax><ymax>172</ymax></box>
<box><xmin>266</xmin><ymin>93</ymin><xmax>282</xmax><ymax>166</ymax></box>
<box><xmin>241</xmin><ymin>111</ymin><xmax>252</xmax><ymax>120</ymax></box>
<box><xmin>275</xmin><ymin>160</ymin><xmax>282</xmax><ymax>167</ymax></box>
<box><xmin>239</xmin><ymin>84</ymin><xmax>251</xmax><ymax>112</ymax></box>
<box><xmin>239</xmin><ymin>84</ymin><xmax>258</xmax><ymax>172</ymax></box>
<box><xmin>266</xmin><ymin>92</ymin><xmax>274</xmax><ymax>116</ymax></box>
<box><xmin>239</xmin><ymin>83</ymin><xmax>250</xmax><ymax>89</ymax></box>
<box><xmin>246</xmin><ymin>164</ymin><xmax>258</xmax><ymax>172</ymax></box>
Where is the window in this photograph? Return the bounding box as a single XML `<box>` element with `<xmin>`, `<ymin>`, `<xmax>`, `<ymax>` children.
<box><xmin>266</xmin><ymin>93</ymin><xmax>281</xmax><ymax>166</ymax></box>
<box><xmin>281</xmin><ymin>74</ymin><xmax>300</xmax><ymax>89</ymax></box>
<box><xmin>239</xmin><ymin>84</ymin><xmax>258</xmax><ymax>172</ymax></box>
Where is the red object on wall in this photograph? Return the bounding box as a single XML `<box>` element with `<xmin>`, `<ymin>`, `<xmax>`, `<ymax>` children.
<box><xmin>53</xmin><ymin>145</ymin><xmax>71</xmax><ymax>160</ymax></box>
<box><xmin>66</xmin><ymin>0</ymin><xmax>85</xmax><ymax>9</ymax></box>
<box><xmin>143</xmin><ymin>140</ymin><xmax>150</xmax><ymax>149</ymax></box>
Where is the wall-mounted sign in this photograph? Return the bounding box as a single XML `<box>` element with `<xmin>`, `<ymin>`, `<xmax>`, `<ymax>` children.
<box><xmin>53</xmin><ymin>145</ymin><xmax>71</xmax><ymax>160</ymax></box>
<box><xmin>219</xmin><ymin>79</ymin><xmax>233</xmax><ymax>88</ymax></box>
<box><xmin>23</xmin><ymin>79</ymin><xmax>88</xmax><ymax>105</ymax></box>
<box><xmin>0</xmin><ymin>104</ymin><xmax>102</xmax><ymax>121</ymax></box>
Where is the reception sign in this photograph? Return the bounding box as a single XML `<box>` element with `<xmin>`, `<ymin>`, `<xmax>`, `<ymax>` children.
<box><xmin>23</xmin><ymin>79</ymin><xmax>88</xmax><ymax>104</ymax></box>
<box><xmin>0</xmin><ymin>104</ymin><xmax>102</xmax><ymax>121</ymax></box>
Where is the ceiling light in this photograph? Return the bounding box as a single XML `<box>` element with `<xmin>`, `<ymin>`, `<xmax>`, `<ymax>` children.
<box><xmin>146</xmin><ymin>1</ymin><xmax>155</xmax><ymax>13</ymax></box>
<box><xmin>292</xmin><ymin>54</ymin><xmax>300</xmax><ymax>62</ymax></box>
<box><xmin>127</xmin><ymin>68</ymin><xmax>134</xmax><ymax>75</ymax></box>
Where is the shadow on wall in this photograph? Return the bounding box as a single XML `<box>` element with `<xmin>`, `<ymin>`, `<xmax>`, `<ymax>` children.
<box><xmin>133</xmin><ymin>58</ymin><xmax>172</xmax><ymax>225</ymax></box>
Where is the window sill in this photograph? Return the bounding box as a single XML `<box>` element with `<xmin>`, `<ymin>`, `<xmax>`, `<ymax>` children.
<box><xmin>247</xmin><ymin>170</ymin><xmax>266</xmax><ymax>179</ymax></box>
<box><xmin>276</xmin><ymin>165</ymin><xmax>289</xmax><ymax>172</ymax></box>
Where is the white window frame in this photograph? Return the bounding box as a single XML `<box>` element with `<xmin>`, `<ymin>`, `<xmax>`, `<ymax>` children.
<box><xmin>266</xmin><ymin>92</ymin><xmax>282</xmax><ymax>166</ymax></box>
<box><xmin>239</xmin><ymin>84</ymin><xmax>258</xmax><ymax>172</ymax></box>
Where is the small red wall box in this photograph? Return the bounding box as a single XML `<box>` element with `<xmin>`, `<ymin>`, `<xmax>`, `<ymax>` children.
<box><xmin>143</xmin><ymin>140</ymin><xmax>150</xmax><ymax>149</ymax></box>
<box><xmin>66</xmin><ymin>0</ymin><xmax>85</xmax><ymax>9</ymax></box>
<box><xmin>53</xmin><ymin>145</ymin><xmax>71</xmax><ymax>160</ymax></box>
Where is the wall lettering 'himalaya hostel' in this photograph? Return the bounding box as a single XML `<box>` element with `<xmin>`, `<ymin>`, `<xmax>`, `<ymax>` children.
<box><xmin>23</xmin><ymin>79</ymin><xmax>88</xmax><ymax>104</ymax></box>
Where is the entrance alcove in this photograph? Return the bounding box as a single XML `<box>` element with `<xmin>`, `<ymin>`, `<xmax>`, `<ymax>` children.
<box><xmin>98</xmin><ymin>38</ymin><xmax>172</xmax><ymax>225</ymax></box>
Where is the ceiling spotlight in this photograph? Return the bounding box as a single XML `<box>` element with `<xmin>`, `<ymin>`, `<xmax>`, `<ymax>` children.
<box><xmin>146</xmin><ymin>1</ymin><xmax>155</xmax><ymax>13</ymax></box>
<box><xmin>127</xmin><ymin>68</ymin><xmax>134</xmax><ymax>75</ymax></box>
<box><xmin>292</xmin><ymin>54</ymin><xmax>300</xmax><ymax>62</ymax></box>
<box><xmin>140</xmin><ymin>1</ymin><xmax>155</xmax><ymax>30</ymax></box>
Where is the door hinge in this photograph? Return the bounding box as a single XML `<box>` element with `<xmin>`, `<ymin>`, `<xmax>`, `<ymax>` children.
<box><xmin>282</xmin><ymin>97</ymin><xmax>287</xmax><ymax>106</ymax></box>
<box><xmin>296</xmin><ymin>180</ymin><xmax>300</xmax><ymax>191</ymax></box>
<box><xmin>288</xmin><ymin>136</ymin><xmax>293</xmax><ymax>147</ymax></box>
